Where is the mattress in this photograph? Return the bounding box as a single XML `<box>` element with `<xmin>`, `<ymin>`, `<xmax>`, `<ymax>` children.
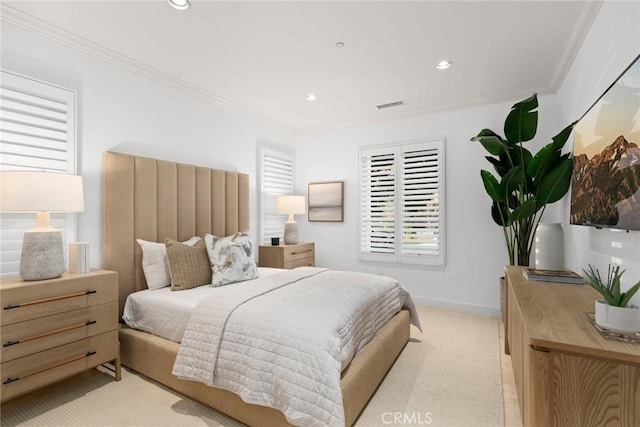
<box><xmin>122</xmin><ymin>267</ymin><xmax>285</xmax><ymax>342</ymax></box>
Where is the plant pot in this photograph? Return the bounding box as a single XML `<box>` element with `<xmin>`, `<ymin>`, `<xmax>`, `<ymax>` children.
<box><xmin>594</xmin><ymin>300</ymin><xmax>640</xmax><ymax>334</ymax></box>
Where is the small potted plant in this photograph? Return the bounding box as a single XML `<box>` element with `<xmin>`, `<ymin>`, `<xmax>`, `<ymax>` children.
<box><xmin>583</xmin><ymin>264</ymin><xmax>640</xmax><ymax>334</ymax></box>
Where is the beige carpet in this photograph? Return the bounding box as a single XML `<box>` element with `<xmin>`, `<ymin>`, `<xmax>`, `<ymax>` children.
<box><xmin>1</xmin><ymin>306</ymin><xmax>506</xmax><ymax>427</ymax></box>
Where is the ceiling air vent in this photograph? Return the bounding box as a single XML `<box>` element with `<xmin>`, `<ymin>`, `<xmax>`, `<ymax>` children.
<box><xmin>376</xmin><ymin>100</ymin><xmax>405</xmax><ymax>110</ymax></box>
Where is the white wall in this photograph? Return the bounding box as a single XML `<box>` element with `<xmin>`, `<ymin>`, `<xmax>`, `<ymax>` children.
<box><xmin>555</xmin><ymin>0</ymin><xmax>640</xmax><ymax>305</ymax></box>
<box><xmin>295</xmin><ymin>95</ymin><xmax>564</xmax><ymax>315</ymax></box>
<box><xmin>1</xmin><ymin>24</ymin><xmax>296</xmax><ymax>269</ymax></box>
<box><xmin>296</xmin><ymin>0</ymin><xmax>640</xmax><ymax>314</ymax></box>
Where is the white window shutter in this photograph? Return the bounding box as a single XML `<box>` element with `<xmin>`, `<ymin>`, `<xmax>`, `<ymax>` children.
<box><xmin>359</xmin><ymin>139</ymin><xmax>445</xmax><ymax>266</ymax></box>
<box><xmin>259</xmin><ymin>148</ymin><xmax>294</xmax><ymax>245</ymax></box>
<box><xmin>360</xmin><ymin>148</ymin><xmax>396</xmax><ymax>257</ymax></box>
<box><xmin>399</xmin><ymin>141</ymin><xmax>444</xmax><ymax>265</ymax></box>
<box><xmin>0</xmin><ymin>71</ymin><xmax>77</xmax><ymax>279</ymax></box>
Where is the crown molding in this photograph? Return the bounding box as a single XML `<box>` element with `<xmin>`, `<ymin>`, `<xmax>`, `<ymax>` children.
<box><xmin>0</xmin><ymin>4</ymin><xmax>293</xmax><ymax>133</ymax></box>
<box><xmin>548</xmin><ymin>0</ymin><xmax>602</xmax><ymax>92</ymax></box>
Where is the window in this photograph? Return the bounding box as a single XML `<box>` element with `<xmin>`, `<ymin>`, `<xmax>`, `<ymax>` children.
<box><xmin>359</xmin><ymin>139</ymin><xmax>445</xmax><ymax>266</ymax></box>
<box><xmin>0</xmin><ymin>71</ymin><xmax>77</xmax><ymax>279</ymax></box>
<box><xmin>258</xmin><ymin>146</ymin><xmax>294</xmax><ymax>245</ymax></box>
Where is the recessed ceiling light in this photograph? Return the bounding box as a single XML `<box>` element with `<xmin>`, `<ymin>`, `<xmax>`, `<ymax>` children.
<box><xmin>168</xmin><ymin>0</ymin><xmax>190</xmax><ymax>11</ymax></box>
<box><xmin>436</xmin><ymin>60</ymin><xmax>452</xmax><ymax>70</ymax></box>
<box><xmin>306</xmin><ymin>94</ymin><xmax>317</xmax><ymax>101</ymax></box>
<box><xmin>335</xmin><ymin>42</ymin><xmax>345</xmax><ymax>48</ymax></box>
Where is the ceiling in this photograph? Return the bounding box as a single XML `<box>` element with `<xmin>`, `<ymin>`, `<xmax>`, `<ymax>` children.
<box><xmin>1</xmin><ymin>1</ymin><xmax>601</xmax><ymax>133</ymax></box>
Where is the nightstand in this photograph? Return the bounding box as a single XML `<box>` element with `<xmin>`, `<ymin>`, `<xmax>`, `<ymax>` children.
<box><xmin>259</xmin><ymin>242</ymin><xmax>315</xmax><ymax>269</ymax></box>
<box><xmin>0</xmin><ymin>269</ymin><xmax>120</xmax><ymax>402</ymax></box>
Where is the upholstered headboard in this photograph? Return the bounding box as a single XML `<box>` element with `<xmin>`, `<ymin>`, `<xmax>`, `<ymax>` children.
<box><xmin>102</xmin><ymin>151</ymin><xmax>249</xmax><ymax>318</ymax></box>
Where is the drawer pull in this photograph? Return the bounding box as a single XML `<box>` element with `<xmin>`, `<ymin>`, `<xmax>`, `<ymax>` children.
<box><xmin>291</xmin><ymin>250</ymin><xmax>312</xmax><ymax>255</ymax></box>
<box><xmin>2</xmin><ymin>320</ymin><xmax>98</xmax><ymax>347</ymax></box>
<box><xmin>2</xmin><ymin>350</ymin><xmax>97</xmax><ymax>385</ymax></box>
<box><xmin>3</xmin><ymin>290</ymin><xmax>97</xmax><ymax>310</ymax></box>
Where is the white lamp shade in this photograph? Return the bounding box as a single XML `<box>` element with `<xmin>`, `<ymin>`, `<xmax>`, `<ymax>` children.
<box><xmin>0</xmin><ymin>171</ymin><xmax>84</xmax><ymax>213</ymax></box>
<box><xmin>277</xmin><ymin>195</ymin><xmax>305</xmax><ymax>215</ymax></box>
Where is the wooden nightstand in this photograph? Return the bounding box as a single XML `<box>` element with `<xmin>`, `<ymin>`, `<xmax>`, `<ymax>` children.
<box><xmin>259</xmin><ymin>242</ymin><xmax>315</xmax><ymax>269</ymax></box>
<box><xmin>0</xmin><ymin>269</ymin><xmax>120</xmax><ymax>402</ymax></box>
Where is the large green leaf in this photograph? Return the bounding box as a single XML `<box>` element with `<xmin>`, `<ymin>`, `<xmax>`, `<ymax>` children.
<box><xmin>528</xmin><ymin>122</ymin><xmax>576</xmax><ymax>182</ymax></box>
<box><xmin>481</xmin><ymin>170</ymin><xmax>502</xmax><ymax>201</ymax></box>
<box><xmin>475</xmin><ymin>128</ymin><xmax>503</xmax><ymax>139</ymax></box>
<box><xmin>504</xmin><ymin>93</ymin><xmax>538</xmax><ymax>144</ymax></box>
<box><xmin>536</xmin><ymin>158</ymin><xmax>573</xmax><ymax>207</ymax></box>
<box><xmin>485</xmin><ymin>155</ymin><xmax>511</xmax><ymax>177</ymax></box>
<box><xmin>473</xmin><ymin>135</ymin><xmax>509</xmax><ymax>156</ymax></box>
<box><xmin>550</xmin><ymin>122</ymin><xmax>576</xmax><ymax>151</ymax></box>
<box><xmin>509</xmin><ymin>197</ymin><xmax>538</xmax><ymax>222</ymax></box>
<box><xmin>499</xmin><ymin>165</ymin><xmax>525</xmax><ymax>199</ymax></box>
<box><xmin>510</xmin><ymin>145</ymin><xmax>533</xmax><ymax>169</ymax></box>
<box><xmin>491</xmin><ymin>201</ymin><xmax>510</xmax><ymax>226</ymax></box>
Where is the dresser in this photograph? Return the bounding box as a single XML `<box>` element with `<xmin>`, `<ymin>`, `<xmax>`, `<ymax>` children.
<box><xmin>504</xmin><ymin>265</ymin><xmax>640</xmax><ymax>426</ymax></box>
<box><xmin>258</xmin><ymin>242</ymin><xmax>315</xmax><ymax>269</ymax></box>
<box><xmin>0</xmin><ymin>270</ymin><xmax>120</xmax><ymax>402</ymax></box>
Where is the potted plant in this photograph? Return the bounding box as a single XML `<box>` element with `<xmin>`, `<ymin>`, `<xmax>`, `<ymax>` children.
<box><xmin>583</xmin><ymin>264</ymin><xmax>640</xmax><ymax>334</ymax></box>
<box><xmin>472</xmin><ymin>93</ymin><xmax>575</xmax><ymax>266</ymax></box>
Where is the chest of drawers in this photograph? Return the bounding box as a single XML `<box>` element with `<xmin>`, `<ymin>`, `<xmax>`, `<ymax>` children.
<box><xmin>0</xmin><ymin>269</ymin><xmax>120</xmax><ymax>402</ymax></box>
<box><xmin>258</xmin><ymin>242</ymin><xmax>315</xmax><ymax>269</ymax></box>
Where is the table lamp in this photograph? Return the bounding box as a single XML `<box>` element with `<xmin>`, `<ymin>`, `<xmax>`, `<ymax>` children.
<box><xmin>276</xmin><ymin>195</ymin><xmax>305</xmax><ymax>245</ymax></box>
<box><xmin>0</xmin><ymin>171</ymin><xmax>84</xmax><ymax>281</ymax></box>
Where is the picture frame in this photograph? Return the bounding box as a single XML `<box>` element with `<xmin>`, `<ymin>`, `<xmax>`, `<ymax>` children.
<box><xmin>308</xmin><ymin>181</ymin><xmax>344</xmax><ymax>222</ymax></box>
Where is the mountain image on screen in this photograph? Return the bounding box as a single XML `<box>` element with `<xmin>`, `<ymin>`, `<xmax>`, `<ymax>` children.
<box><xmin>570</xmin><ymin>135</ymin><xmax>640</xmax><ymax>229</ymax></box>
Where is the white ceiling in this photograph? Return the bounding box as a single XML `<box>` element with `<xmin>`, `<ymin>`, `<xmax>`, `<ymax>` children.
<box><xmin>2</xmin><ymin>1</ymin><xmax>601</xmax><ymax>133</ymax></box>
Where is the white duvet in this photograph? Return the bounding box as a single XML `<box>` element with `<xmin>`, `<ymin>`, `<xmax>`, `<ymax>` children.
<box><xmin>172</xmin><ymin>267</ymin><xmax>420</xmax><ymax>427</ymax></box>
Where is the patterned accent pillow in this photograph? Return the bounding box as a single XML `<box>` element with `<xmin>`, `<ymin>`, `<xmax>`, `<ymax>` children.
<box><xmin>205</xmin><ymin>232</ymin><xmax>258</xmax><ymax>287</ymax></box>
<box><xmin>165</xmin><ymin>238</ymin><xmax>212</xmax><ymax>291</ymax></box>
<box><xmin>137</xmin><ymin>236</ymin><xmax>200</xmax><ymax>290</ymax></box>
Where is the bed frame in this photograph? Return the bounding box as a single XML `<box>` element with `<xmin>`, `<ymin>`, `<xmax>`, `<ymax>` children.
<box><xmin>102</xmin><ymin>151</ymin><xmax>410</xmax><ymax>426</ymax></box>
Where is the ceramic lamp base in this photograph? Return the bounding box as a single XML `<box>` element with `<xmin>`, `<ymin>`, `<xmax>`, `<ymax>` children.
<box><xmin>20</xmin><ymin>230</ymin><xmax>64</xmax><ymax>281</ymax></box>
<box><xmin>284</xmin><ymin>221</ymin><xmax>299</xmax><ymax>245</ymax></box>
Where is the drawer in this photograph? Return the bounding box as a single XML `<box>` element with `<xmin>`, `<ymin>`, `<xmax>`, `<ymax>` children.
<box><xmin>1</xmin><ymin>330</ymin><xmax>118</xmax><ymax>402</ymax></box>
<box><xmin>284</xmin><ymin>257</ymin><xmax>315</xmax><ymax>269</ymax></box>
<box><xmin>1</xmin><ymin>271</ymin><xmax>117</xmax><ymax>326</ymax></box>
<box><xmin>1</xmin><ymin>301</ymin><xmax>117</xmax><ymax>363</ymax></box>
<box><xmin>283</xmin><ymin>243</ymin><xmax>314</xmax><ymax>262</ymax></box>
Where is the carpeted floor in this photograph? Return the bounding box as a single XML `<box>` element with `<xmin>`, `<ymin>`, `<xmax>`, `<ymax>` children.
<box><xmin>1</xmin><ymin>306</ymin><xmax>507</xmax><ymax>427</ymax></box>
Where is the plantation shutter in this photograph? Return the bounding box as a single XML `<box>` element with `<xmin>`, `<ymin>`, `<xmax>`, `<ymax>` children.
<box><xmin>360</xmin><ymin>148</ymin><xmax>396</xmax><ymax>255</ymax></box>
<box><xmin>0</xmin><ymin>70</ymin><xmax>77</xmax><ymax>279</ymax></box>
<box><xmin>399</xmin><ymin>141</ymin><xmax>444</xmax><ymax>264</ymax></box>
<box><xmin>359</xmin><ymin>139</ymin><xmax>445</xmax><ymax>266</ymax></box>
<box><xmin>260</xmin><ymin>148</ymin><xmax>294</xmax><ymax>245</ymax></box>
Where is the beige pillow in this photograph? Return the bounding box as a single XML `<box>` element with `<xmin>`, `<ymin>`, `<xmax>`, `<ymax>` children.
<box><xmin>137</xmin><ymin>236</ymin><xmax>200</xmax><ymax>290</ymax></box>
<box><xmin>165</xmin><ymin>238</ymin><xmax>212</xmax><ymax>291</ymax></box>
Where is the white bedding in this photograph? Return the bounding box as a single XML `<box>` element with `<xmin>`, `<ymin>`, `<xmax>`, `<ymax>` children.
<box><xmin>122</xmin><ymin>267</ymin><xmax>284</xmax><ymax>342</ymax></box>
<box><xmin>172</xmin><ymin>267</ymin><xmax>420</xmax><ymax>427</ymax></box>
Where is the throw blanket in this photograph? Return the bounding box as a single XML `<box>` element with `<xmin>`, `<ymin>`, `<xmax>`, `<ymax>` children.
<box><xmin>172</xmin><ymin>267</ymin><xmax>421</xmax><ymax>426</ymax></box>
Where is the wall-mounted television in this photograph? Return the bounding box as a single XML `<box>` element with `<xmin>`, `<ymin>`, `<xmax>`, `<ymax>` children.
<box><xmin>570</xmin><ymin>55</ymin><xmax>640</xmax><ymax>231</ymax></box>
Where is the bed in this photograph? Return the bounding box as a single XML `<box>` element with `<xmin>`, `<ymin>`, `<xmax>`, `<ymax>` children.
<box><xmin>102</xmin><ymin>151</ymin><xmax>413</xmax><ymax>426</ymax></box>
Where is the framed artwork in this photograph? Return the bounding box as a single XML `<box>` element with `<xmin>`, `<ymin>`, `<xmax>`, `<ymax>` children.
<box><xmin>308</xmin><ymin>181</ymin><xmax>344</xmax><ymax>222</ymax></box>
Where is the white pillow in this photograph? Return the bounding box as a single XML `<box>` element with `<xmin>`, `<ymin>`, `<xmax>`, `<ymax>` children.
<box><xmin>205</xmin><ymin>232</ymin><xmax>258</xmax><ymax>287</ymax></box>
<box><xmin>137</xmin><ymin>236</ymin><xmax>200</xmax><ymax>290</ymax></box>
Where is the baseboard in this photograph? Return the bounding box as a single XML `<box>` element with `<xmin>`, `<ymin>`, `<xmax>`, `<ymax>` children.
<box><xmin>412</xmin><ymin>297</ymin><xmax>500</xmax><ymax>317</ymax></box>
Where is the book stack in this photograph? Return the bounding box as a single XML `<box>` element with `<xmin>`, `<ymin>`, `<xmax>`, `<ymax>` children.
<box><xmin>522</xmin><ymin>268</ymin><xmax>584</xmax><ymax>284</ymax></box>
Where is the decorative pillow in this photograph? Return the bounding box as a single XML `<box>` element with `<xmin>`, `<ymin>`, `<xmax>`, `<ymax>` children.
<box><xmin>205</xmin><ymin>232</ymin><xmax>258</xmax><ymax>287</ymax></box>
<box><xmin>137</xmin><ymin>236</ymin><xmax>200</xmax><ymax>290</ymax></box>
<box><xmin>165</xmin><ymin>238</ymin><xmax>212</xmax><ymax>291</ymax></box>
